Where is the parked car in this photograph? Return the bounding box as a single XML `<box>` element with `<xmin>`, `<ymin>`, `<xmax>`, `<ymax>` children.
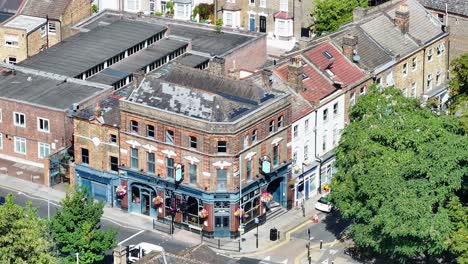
<box><xmin>128</xmin><ymin>242</ymin><xmax>167</xmax><ymax>263</ymax></box>
<box><xmin>0</xmin><ymin>196</ymin><xmax>5</xmax><ymax>205</ymax></box>
<box><xmin>315</xmin><ymin>196</ymin><xmax>333</xmax><ymax>213</ymax></box>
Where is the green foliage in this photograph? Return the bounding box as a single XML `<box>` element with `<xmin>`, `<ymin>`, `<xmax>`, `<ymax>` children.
<box><xmin>446</xmin><ymin>197</ymin><xmax>468</xmax><ymax>264</ymax></box>
<box><xmin>192</xmin><ymin>5</ymin><xmax>199</xmax><ymax>19</ymax></box>
<box><xmin>330</xmin><ymin>86</ymin><xmax>468</xmax><ymax>262</ymax></box>
<box><xmin>214</xmin><ymin>19</ymin><xmax>223</xmax><ymax>33</ymax></box>
<box><xmin>154</xmin><ymin>12</ymin><xmax>163</xmax><ymax>17</ymax></box>
<box><xmin>0</xmin><ymin>194</ymin><xmax>56</xmax><ymax>263</ymax></box>
<box><xmin>49</xmin><ymin>187</ymin><xmax>116</xmax><ymax>264</ymax></box>
<box><xmin>311</xmin><ymin>0</ymin><xmax>367</xmax><ymax>35</ymax></box>
<box><xmin>91</xmin><ymin>4</ymin><xmax>98</xmax><ymax>13</ymax></box>
<box><xmin>449</xmin><ymin>54</ymin><xmax>468</xmax><ymax>133</ymax></box>
<box><xmin>165</xmin><ymin>1</ymin><xmax>174</xmax><ymax>14</ymax></box>
<box><xmin>198</xmin><ymin>4</ymin><xmax>214</xmax><ymax>20</ymax></box>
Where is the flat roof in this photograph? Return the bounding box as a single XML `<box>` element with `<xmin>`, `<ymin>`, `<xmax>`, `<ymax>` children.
<box><xmin>0</xmin><ymin>65</ymin><xmax>109</xmax><ymax>110</ymax></box>
<box><xmin>19</xmin><ymin>20</ymin><xmax>167</xmax><ymax>77</ymax></box>
<box><xmin>175</xmin><ymin>53</ymin><xmax>210</xmax><ymax>68</ymax></box>
<box><xmin>4</xmin><ymin>15</ymin><xmax>46</xmax><ymax>33</ymax></box>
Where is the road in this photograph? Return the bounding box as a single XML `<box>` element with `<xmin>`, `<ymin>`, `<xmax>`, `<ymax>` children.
<box><xmin>238</xmin><ymin>211</ymin><xmax>358</xmax><ymax>264</ymax></box>
<box><xmin>0</xmin><ymin>186</ymin><xmax>197</xmax><ymax>263</ymax></box>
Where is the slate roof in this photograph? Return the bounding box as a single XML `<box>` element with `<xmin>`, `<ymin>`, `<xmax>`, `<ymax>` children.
<box><xmin>0</xmin><ymin>66</ymin><xmax>108</xmax><ymax>110</ymax></box>
<box><xmin>19</xmin><ymin>20</ymin><xmax>166</xmax><ymax>77</ymax></box>
<box><xmin>360</xmin><ymin>14</ymin><xmax>419</xmax><ymax>57</ymax></box>
<box><xmin>126</xmin><ymin>65</ymin><xmax>279</xmax><ymax>122</ymax></box>
<box><xmin>419</xmin><ymin>0</ymin><xmax>468</xmax><ymax>17</ymax></box>
<box><xmin>74</xmin><ymin>93</ymin><xmax>122</xmax><ymax>126</ymax></box>
<box><xmin>0</xmin><ymin>0</ymin><xmax>23</xmax><ymax>13</ymax></box>
<box><xmin>223</xmin><ymin>2</ymin><xmax>241</xmax><ymax>11</ymax></box>
<box><xmin>20</xmin><ymin>0</ymin><xmax>71</xmax><ymax>20</ymax></box>
<box><xmin>168</xmin><ymin>24</ymin><xmax>253</xmax><ymax>55</ymax></box>
<box><xmin>385</xmin><ymin>0</ymin><xmax>444</xmax><ymax>44</ymax></box>
<box><xmin>303</xmin><ymin>42</ymin><xmax>366</xmax><ymax>87</ymax></box>
<box><xmin>0</xmin><ymin>12</ymin><xmax>12</xmax><ymax>23</ymax></box>
<box><xmin>330</xmin><ymin>26</ymin><xmax>393</xmax><ymax>71</ymax></box>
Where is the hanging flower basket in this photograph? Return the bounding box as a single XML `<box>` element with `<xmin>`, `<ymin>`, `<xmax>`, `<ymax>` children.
<box><xmin>324</xmin><ymin>183</ymin><xmax>330</xmax><ymax>192</ymax></box>
<box><xmin>152</xmin><ymin>196</ymin><xmax>163</xmax><ymax>206</ymax></box>
<box><xmin>234</xmin><ymin>208</ymin><xmax>248</xmax><ymax>218</ymax></box>
<box><xmin>260</xmin><ymin>192</ymin><xmax>273</xmax><ymax>203</ymax></box>
<box><xmin>198</xmin><ymin>208</ymin><xmax>209</xmax><ymax>219</ymax></box>
<box><xmin>116</xmin><ymin>186</ymin><xmax>127</xmax><ymax>198</ymax></box>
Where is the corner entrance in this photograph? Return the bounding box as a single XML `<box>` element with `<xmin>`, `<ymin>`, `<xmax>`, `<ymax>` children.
<box><xmin>267</xmin><ymin>176</ymin><xmax>286</xmax><ymax>207</ymax></box>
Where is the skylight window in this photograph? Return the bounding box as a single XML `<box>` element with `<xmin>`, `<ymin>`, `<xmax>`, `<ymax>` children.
<box><xmin>323</xmin><ymin>51</ymin><xmax>334</xmax><ymax>60</ymax></box>
<box><xmin>302</xmin><ymin>73</ymin><xmax>309</xmax><ymax>80</ymax></box>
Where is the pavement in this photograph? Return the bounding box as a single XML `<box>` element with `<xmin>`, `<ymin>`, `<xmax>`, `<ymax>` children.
<box><xmin>0</xmin><ymin>159</ymin><xmax>359</xmax><ymax>264</ymax></box>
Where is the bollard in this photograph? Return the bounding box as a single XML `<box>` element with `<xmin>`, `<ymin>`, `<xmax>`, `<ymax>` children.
<box><xmin>218</xmin><ymin>239</ymin><xmax>221</xmax><ymax>249</ymax></box>
<box><xmin>320</xmin><ymin>240</ymin><xmax>323</xmax><ymax>249</ymax></box>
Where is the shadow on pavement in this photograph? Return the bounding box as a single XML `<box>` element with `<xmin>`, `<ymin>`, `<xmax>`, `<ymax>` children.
<box><xmin>322</xmin><ymin>210</ymin><xmax>352</xmax><ymax>240</ymax></box>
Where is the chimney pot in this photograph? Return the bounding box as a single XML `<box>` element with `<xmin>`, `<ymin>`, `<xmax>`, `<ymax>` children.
<box><xmin>288</xmin><ymin>58</ymin><xmax>304</xmax><ymax>93</ymax></box>
<box><xmin>342</xmin><ymin>34</ymin><xmax>358</xmax><ymax>61</ymax></box>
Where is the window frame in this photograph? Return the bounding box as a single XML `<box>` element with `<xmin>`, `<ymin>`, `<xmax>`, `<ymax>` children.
<box><xmin>412</xmin><ymin>57</ymin><xmax>417</xmax><ymax>71</ymax></box>
<box><xmin>252</xmin><ymin>129</ymin><xmax>258</xmax><ymax>143</ymax></box>
<box><xmin>147</xmin><ymin>152</ymin><xmax>155</xmax><ymax>174</ymax></box>
<box><xmin>402</xmin><ymin>62</ymin><xmax>408</xmax><ymax>76</ymax></box>
<box><xmin>48</xmin><ymin>22</ymin><xmax>56</xmax><ymax>34</ymax></box>
<box><xmin>110</xmin><ymin>156</ymin><xmax>119</xmax><ymax>172</ymax></box>
<box><xmin>293</xmin><ymin>125</ymin><xmax>298</xmax><ymax>138</ymax></box>
<box><xmin>189</xmin><ymin>164</ymin><xmax>197</xmax><ymax>184</ymax></box>
<box><xmin>217</xmin><ymin>141</ymin><xmax>227</xmax><ymax>153</ymax></box>
<box><xmin>37</xmin><ymin>117</ymin><xmax>50</xmax><ymax>133</ymax></box>
<box><xmin>146</xmin><ymin>124</ymin><xmax>155</xmax><ymax>138</ymax></box>
<box><xmin>333</xmin><ymin>103</ymin><xmax>338</xmax><ymax>115</ymax></box>
<box><xmin>81</xmin><ymin>148</ymin><xmax>89</xmax><ymax>164</ymax></box>
<box><xmin>277</xmin><ymin>115</ymin><xmax>284</xmax><ymax>128</ymax></box>
<box><xmin>110</xmin><ymin>134</ymin><xmax>117</xmax><ymax>143</ymax></box>
<box><xmin>189</xmin><ymin>136</ymin><xmax>197</xmax><ymax>149</ymax></box>
<box><xmin>14</xmin><ymin>137</ymin><xmax>26</xmax><ymax>154</ymax></box>
<box><xmin>269</xmin><ymin>120</ymin><xmax>275</xmax><ymax>134</ymax></box>
<box><xmin>216</xmin><ymin>169</ymin><xmax>228</xmax><ymax>191</ymax></box>
<box><xmin>323</xmin><ymin>109</ymin><xmax>328</xmax><ymax>122</ymax></box>
<box><xmin>13</xmin><ymin>112</ymin><xmax>26</xmax><ymax>127</ymax></box>
<box><xmin>166</xmin><ymin>130</ymin><xmax>174</xmax><ymax>144</ymax></box>
<box><xmin>130</xmin><ymin>147</ymin><xmax>139</xmax><ymax>169</ymax></box>
<box><xmin>427</xmin><ymin>48</ymin><xmax>434</xmax><ymax>62</ymax></box>
<box><xmin>166</xmin><ymin>157</ymin><xmax>174</xmax><ymax>178</ymax></box>
<box><xmin>130</xmin><ymin>120</ymin><xmax>139</xmax><ymax>133</ymax></box>
<box><xmin>38</xmin><ymin>142</ymin><xmax>50</xmax><ymax>159</ymax></box>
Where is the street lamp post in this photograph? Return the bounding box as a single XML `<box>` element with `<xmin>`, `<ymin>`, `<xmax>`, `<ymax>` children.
<box><xmin>76</xmin><ymin>252</ymin><xmax>79</xmax><ymax>264</ymax></box>
<box><xmin>254</xmin><ymin>217</ymin><xmax>259</xmax><ymax>249</ymax></box>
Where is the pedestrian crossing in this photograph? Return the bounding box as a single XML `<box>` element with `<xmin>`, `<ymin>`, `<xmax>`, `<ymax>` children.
<box><xmin>260</xmin><ymin>256</ymin><xmax>289</xmax><ymax>264</ymax></box>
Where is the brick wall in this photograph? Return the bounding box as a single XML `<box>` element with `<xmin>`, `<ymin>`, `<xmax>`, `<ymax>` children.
<box><xmin>223</xmin><ymin>33</ymin><xmax>267</xmax><ymax>72</ymax></box>
<box><xmin>0</xmin><ymin>99</ymin><xmax>70</xmax><ymax>164</ymax></box>
<box><xmin>0</xmin><ymin>27</ymin><xmax>27</xmax><ymax>63</ymax></box>
<box><xmin>61</xmin><ymin>0</ymin><xmax>93</xmax><ymax>39</ymax></box>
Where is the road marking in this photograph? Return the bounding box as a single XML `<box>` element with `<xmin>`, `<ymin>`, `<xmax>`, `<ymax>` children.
<box><xmin>321</xmin><ymin>259</ymin><xmax>329</xmax><ymax>264</ymax></box>
<box><xmin>330</xmin><ymin>239</ymin><xmax>337</xmax><ymax>248</ymax></box>
<box><xmin>329</xmin><ymin>249</ymin><xmax>338</xmax><ymax>255</ymax></box>
<box><xmin>17</xmin><ymin>191</ymin><xmax>60</xmax><ymax>206</ymax></box>
<box><xmin>118</xmin><ymin>230</ymin><xmax>145</xmax><ymax>245</ymax></box>
<box><xmin>293</xmin><ymin>241</ymin><xmax>336</xmax><ymax>264</ymax></box>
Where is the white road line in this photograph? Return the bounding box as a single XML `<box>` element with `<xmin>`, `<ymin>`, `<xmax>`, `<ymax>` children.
<box><xmin>118</xmin><ymin>230</ymin><xmax>145</xmax><ymax>246</ymax></box>
<box><xmin>17</xmin><ymin>191</ymin><xmax>61</xmax><ymax>207</ymax></box>
<box><xmin>329</xmin><ymin>239</ymin><xmax>337</xmax><ymax>248</ymax></box>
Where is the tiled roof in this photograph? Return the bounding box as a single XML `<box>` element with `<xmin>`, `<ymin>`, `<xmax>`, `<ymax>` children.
<box><xmin>303</xmin><ymin>42</ymin><xmax>366</xmax><ymax>87</ymax></box>
<box><xmin>273</xmin><ymin>11</ymin><xmax>293</xmax><ymax>20</ymax></box>
<box><xmin>360</xmin><ymin>14</ymin><xmax>419</xmax><ymax>57</ymax></box>
<box><xmin>20</xmin><ymin>0</ymin><xmax>73</xmax><ymax>20</ymax></box>
<box><xmin>385</xmin><ymin>0</ymin><xmax>444</xmax><ymax>44</ymax></box>
<box><xmin>419</xmin><ymin>0</ymin><xmax>468</xmax><ymax>17</ymax></box>
<box><xmin>330</xmin><ymin>26</ymin><xmax>393</xmax><ymax>72</ymax></box>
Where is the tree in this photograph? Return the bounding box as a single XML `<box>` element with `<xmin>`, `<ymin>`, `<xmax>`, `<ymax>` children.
<box><xmin>214</xmin><ymin>18</ymin><xmax>223</xmax><ymax>33</ymax></box>
<box><xmin>330</xmin><ymin>86</ymin><xmax>468</xmax><ymax>262</ymax></box>
<box><xmin>91</xmin><ymin>4</ymin><xmax>98</xmax><ymax>13</ymax></box>
<box><xmin>446</xmin><ymin>197</ymin><xmax>468</xmax><ymax>264</ymax></box>
<box><xmin>165</xmin><ymin>1</ymin><xmax>174</xmax><ymax>15</ymax></box>
<box><xmin>49</xmin><ymin>187</ymin><xmax>116</xmax><ymax>264</ymax></box>
<box><xmin>449</xmin><ymin>54</ymin><xmax>468</xmax><ymax>133</ymax></box>
<box><xmin>0</xmin><ymin>194</ymin><xmax>56</xmax><ymax>263</ymax></box>
<box><xmin>311</xmin><ymin>0</ymin><xmax>367</xmax><ymax>35</ymax></box>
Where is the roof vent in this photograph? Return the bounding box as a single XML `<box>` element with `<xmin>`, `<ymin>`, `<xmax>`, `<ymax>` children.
<box><xmin>27</xmin><ymin>76</ymin><xmax>32</xmax><ymax>81</ymax></box>
<box><xmin>353</xmin><ymin>54</ymin><xmax>361</xmax><ymax>63</ymax></box>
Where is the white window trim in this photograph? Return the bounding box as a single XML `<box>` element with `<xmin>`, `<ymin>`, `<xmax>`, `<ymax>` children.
<box><xmin>37</xmin><ymin>117</ymin><xmax>50</xmax><ymax>133</ymax></box>
<box><xmin>47</xmin><ymin>22</ymin><xmax>56</xmax><ymax>35</ymax></box>
<box><xmin>38</xmin><ymin>142</ymin><xmax>50</xmax><ymax>159</ymax></box>
<box><xmin>428</xmin><ymin>48</ymin><xmax>434</xmax><ymax>62</ymax></box>
<box><xmin>437</xmin><ymin>43</ymin><xmax>445</xmax><ymax>56</ymax></box>
<box><xmin>14</xmin><ymin>136</ymin><xmax>26</xmax><ymax>154</ymax></box>
<box><xmin>402</xmin><ymin>62</ymin><xmax>408</xmax><ymax>76</ymax></box>
<box><xmin>13</xmin><ymin>112</ymin><xmax>26</xmax><ymax>127</ymax></box>
<box><xmin>4</xmin><ymin>34</ymin><xmax>19</xmax><ymax>48</ymax></box>
<box><xmin>412</xmin><ymin>58</ymin><xmax>417</xmax><ymax>72</ymax></box>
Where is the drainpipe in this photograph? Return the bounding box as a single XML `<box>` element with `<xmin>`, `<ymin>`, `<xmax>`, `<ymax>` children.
<box><xmin>313</xmin><ymin>110</ymin><xmax>322</xmax><ymax>195</ymax></box>
<box><xmin>239</xmin><ymin>153</ymin><xmax>243</xmax><ymax>249</ymax></box>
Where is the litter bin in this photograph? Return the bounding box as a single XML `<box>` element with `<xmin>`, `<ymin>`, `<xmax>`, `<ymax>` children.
<box><xmin>270</xmin><ymin>228</ymin><xmax>278</xmax><ymax>241</ymax></box>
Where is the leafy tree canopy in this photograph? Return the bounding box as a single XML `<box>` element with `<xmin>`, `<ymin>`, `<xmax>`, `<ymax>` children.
<box><xmin>449</xmin><ymin>53</ymin><xmax>468</xmax><ymax>133</ymax></box>
<box><xmin>49</xmin><ymin>187</ymin><xmax>116</xmax><ymax>264</ymax></box>
<box><xmin>446</xmin><ymin>197</ymin><xmax>468</xmax><ymax>264</ymax></box>
<box><xmin>330</xmin><ymin>86</ymin><xmax>468</xmax><ymax>262</ymax></box>
<box><xmin>311</xmin><ymin>0</ymin><xmax>367</xmax><ymax>35</ymax></box>
<box><xmin>0</xmin><ymin>194</ymin><xmax>56</xmax><ymax>264</ymax></box>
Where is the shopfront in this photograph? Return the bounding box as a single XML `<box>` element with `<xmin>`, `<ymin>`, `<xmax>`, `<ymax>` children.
<box><xmin>75</xmin><ymin>164</ymin><xmax>120</xmax><ymax>205</ymax></box>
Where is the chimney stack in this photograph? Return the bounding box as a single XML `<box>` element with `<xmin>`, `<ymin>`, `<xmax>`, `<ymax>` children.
<box><xmin>94</xmin><ymin>102</ymin><xmax>102</xmax><ymax>118</ymax></box>
<box><xmin>288</xmin><ymin>57</ymin><xmax>304</xmax><ymax>93</ymax></box>
<box><xmin>394</xmin><ymin>4</ymin><xmax>410</xmax><ymax>34</ymax></box>
<box><xmin>262</xmin><ymin>69</ymin><xmax>273</xmax><ymax>90</ymax></box>
<box><xmin>133</xmin><ymin>69</ymin><xmax>145</xmax><ymax>88</ymax></box>
<box><xmin>342</xmin><ymin>34</ymin><xmax>358</xmax><ymax>61</ymax></box>
<box><xmin>208</xmin><ymin>57</ymin><xmax>226</xmax><ymax>76</ymax></box>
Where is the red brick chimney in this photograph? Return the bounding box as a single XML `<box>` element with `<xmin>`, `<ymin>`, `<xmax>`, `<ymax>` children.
<box><xmin>394</xmin><ymin>4</ymin><xmax>410</xmax><ymax>34</ymax></box>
